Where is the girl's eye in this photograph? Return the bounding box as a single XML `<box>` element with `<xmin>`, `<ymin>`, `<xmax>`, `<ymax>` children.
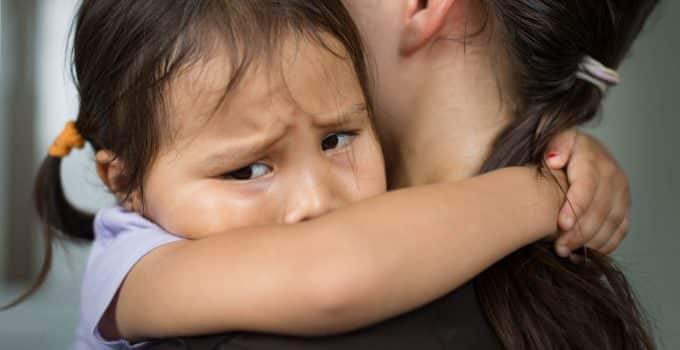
<box><xmin>322</xmin><ymin>132</ymin><xmax>358</xmax><ymax>151</ymax></box>
<box><xmin>223</xmin><ymin>163</ymin><xmax>272</xmax><ymax>180</ymax></box>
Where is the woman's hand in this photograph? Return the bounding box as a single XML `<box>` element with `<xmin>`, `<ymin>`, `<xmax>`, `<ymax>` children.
<box><xmin>544</xmin><ymin>129</ymin><xmax>631</xmax><ymax>258</ymax></box>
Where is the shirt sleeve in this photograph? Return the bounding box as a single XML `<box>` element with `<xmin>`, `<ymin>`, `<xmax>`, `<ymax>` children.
<box><xmin>75</xmin><ymin>207</ymin><xmax>183</xmax><ymax>350</ymax></box>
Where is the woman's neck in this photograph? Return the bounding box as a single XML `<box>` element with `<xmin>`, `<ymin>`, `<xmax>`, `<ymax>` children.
<box><xmin>385</xmin><ymin>44</ymin><xmax>516</xmax><ymax>189</ymax></box>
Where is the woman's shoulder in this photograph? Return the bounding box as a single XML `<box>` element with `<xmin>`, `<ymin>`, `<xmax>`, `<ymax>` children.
<box><xmin>145</xmin><ymin>283</ymin><xmax>501</xmax><ymax>350</ymax></box>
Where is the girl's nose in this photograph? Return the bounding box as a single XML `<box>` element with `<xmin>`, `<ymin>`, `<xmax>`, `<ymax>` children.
<box><xmin>284</xmin><ymin>170</ymin><xmax>338</xmax><ymax>224</ymax></box>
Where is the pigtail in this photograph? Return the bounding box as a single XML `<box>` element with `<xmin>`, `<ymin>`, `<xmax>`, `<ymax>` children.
<box><xmin>1</xmin><ymin>156</ymin><xmax>94</xmax><ymax>310</ymax></box>
<box><xmin>35</xmin><ymin>156</ymin><xmax>95</xmax><ymax>242</ymax></box>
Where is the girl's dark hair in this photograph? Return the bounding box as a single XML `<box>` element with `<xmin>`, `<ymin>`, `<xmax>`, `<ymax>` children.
<box><xmin>13</xmin><ymin>0</ymin><xmax>371</xmax><ymax>309</ymax></box>
<box><xmin>475</xmin><ymin>0</ymin><xmax>659</xmax><ymax>349</ymax></box>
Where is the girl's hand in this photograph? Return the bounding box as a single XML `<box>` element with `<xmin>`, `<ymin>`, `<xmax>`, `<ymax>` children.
<box><xmin>544</xmin><ymin>129</ymin><xmax>631</xmax><ymax>258</ymax></box>
<box><xmin>538</xmin><ymin>167</ymin><xmax>568</xmax><ymax>243</ymax></box>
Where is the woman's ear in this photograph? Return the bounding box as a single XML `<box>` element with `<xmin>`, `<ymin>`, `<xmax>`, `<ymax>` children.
<box><xmin>400</xmin><ymin>0</ymin><xmax>457</xmax><ymax>55</ymax></box>
<box><xmin>95</xmin><ymin>150</ymin><xmax>141</xmax><ymax>212</ymax></box>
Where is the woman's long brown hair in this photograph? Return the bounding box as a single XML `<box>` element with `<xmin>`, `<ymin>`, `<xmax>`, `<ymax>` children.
<box><xmin>475</xmin><ymin>1</ymin><xmax>659</xmax><ymax>349</ymax></box>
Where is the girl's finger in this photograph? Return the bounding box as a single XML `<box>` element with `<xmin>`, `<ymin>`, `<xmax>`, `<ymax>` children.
<box><xmin>559</xmin><ymin>160</ymin><xmax>599</xmax><ymax>232</ymax></box>
<box><xmin>585</xmin><ymin>184</ymin><xmax>627</xmax><ymax>251</ymax></box>
<box><xmin>585</xmin><ymin>221</ymin><xmax>617</xmax><ymax>251</ymax></box>
<box><xmin>556</xmin><ymin>175</ymin><xmax>608</xmax><ymax>254</ymax></box>
<box><xmin>599</xmin><ymin>216</ymin><xmax>630</xmax><ymax>255</ymax></box>
<box><xmin>545</xmin><ymin>129</ymin><xmax>577</xmax><ymax>169</ymax></box>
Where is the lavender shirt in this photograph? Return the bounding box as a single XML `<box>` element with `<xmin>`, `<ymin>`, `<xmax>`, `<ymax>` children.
<box><xmin>73</xmin><ymin>206</ymin><xmax>183</xmax><ymax>350</ymax></box>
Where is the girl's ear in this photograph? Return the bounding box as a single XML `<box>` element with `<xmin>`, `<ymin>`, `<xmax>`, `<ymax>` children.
<box><xmin>400</xmin><ymin>0</ymin><xmax>458</xmax><ymax>55</ymax></box>
<box><xmin>95</xmin><ymin>150</ymin><xmax>141</xmax><ymax>212</ymax></box>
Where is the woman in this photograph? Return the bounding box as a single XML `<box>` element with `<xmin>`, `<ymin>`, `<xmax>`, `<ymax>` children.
<box><xmin>148</xmin><ymin>0</ymin><xmax>656</xmax><ymax>349</ymax></box>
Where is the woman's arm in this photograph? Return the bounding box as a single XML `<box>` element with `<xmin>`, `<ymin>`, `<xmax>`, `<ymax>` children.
<box><xmin>116</xmin><ymin>167</ymin><xmax>565</xmax><ymax>341</ymax></box>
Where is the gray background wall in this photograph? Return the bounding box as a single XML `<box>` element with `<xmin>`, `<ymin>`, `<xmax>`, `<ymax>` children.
<box><xmin>586</xmin><ymin>3</ymin><xmax>680</xmax><ymax>347</ymax></box>
<box><xmin>0</xmin><ymin>1</ymin><xmax>678</xmax><ymax>349</ymax></box>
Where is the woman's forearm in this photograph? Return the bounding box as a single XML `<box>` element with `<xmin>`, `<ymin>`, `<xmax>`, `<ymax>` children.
<box><xmin>117</xmin><ymin>167</ymin><xmax>563</xmax><ymax>340</ymax></box>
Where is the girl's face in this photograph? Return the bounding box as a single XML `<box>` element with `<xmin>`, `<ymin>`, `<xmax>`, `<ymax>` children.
<box><xmin>138</xmin><ymin>36</ymin><xmax>387</xmax><ymax>239</ymax></box>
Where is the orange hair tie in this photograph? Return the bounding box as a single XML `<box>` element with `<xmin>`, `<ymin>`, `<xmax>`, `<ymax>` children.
<box><xmin>48</xmin><ymin>121</ymin><xmax>85</xmax><ymax>158</ymax></box>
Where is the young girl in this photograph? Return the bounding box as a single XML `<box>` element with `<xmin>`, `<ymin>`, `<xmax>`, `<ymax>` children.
<box><xmin>25</xmin><ymin>0</ymin><xmax>631</xmax><ymax>349</ymax></box>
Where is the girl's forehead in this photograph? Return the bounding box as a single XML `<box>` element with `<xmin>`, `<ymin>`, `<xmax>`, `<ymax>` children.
<box><xmin>163</xmin><ymin>35</ymin><xmax>366</xmax><ymax>147</ymax></box>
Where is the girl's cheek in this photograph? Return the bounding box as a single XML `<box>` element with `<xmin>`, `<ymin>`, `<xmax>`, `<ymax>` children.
<box><xmin>162</xmin><ymin>181</ymin><xmax>279</xmax><ymax>239</ymax></box>
<box><xmin>353</xmin><ymin>137</ymin><xmax>388</xmax><ymax>197</ymax></box>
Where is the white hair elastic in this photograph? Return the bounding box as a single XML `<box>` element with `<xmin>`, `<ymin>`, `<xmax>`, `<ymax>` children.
<box><xmin>575</xmin><ymin>56</ymin><xmax>620</xmax><ymax>94</ymax></box>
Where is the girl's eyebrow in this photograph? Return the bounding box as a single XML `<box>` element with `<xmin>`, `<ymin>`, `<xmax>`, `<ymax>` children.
<box><xmin>200</xmin><ymin>126</ymin><xmax>288</xmax><ymax>168</ymax></box>
<box><xmin>199</xmin><ymin>103</ymin><xmax>366</xmax><ymax>169</ymax></box>
<box><xmin>312</xmin><ymin>103</ymin><xmax>367</xmax><ymax>128</ymax></box>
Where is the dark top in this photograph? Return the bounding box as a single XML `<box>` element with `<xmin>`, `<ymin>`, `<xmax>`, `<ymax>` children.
<box><xmin>145</xmin><ymin>282</ymin><xmax>501</xmax><ymax>350</ymax></box>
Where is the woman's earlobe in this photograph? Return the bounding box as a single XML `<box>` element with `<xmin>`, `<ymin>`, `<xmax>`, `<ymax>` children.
<box><xmin>400</xmin><ymin>0</ymin><xmax>457</xmax><ymax>55</ymax></box>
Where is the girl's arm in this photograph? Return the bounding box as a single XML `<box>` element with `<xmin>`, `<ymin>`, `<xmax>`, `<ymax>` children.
<box><xmin>115</xmin><ymin>167</ymin><xmax>564</xmax><ymax>341</ymax></box>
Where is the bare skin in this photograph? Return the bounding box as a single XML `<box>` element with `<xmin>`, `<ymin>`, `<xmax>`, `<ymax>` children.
<box><xmin>343</xmin><ymin>0</ymin><xmax>631</xmax><ymax>256</ymax></box>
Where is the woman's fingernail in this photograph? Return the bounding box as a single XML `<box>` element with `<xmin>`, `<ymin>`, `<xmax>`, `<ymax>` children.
<box><xmin>557</xmin><ymin>245</ymin><xmax>571</xmax><ymax>258</ymax></box>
